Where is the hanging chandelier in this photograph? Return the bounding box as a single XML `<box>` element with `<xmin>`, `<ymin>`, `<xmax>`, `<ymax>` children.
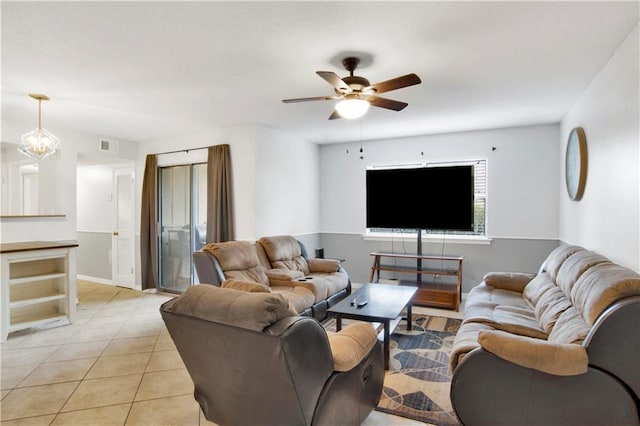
<box><xmin>19</xmin><ymin>93</ymin><xmax>60</xmax><ymax>161</ymax></box>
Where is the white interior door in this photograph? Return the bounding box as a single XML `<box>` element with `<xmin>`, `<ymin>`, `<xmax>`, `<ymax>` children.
<box><xmin>113</xmin><ymin>166</ymin><xmax>135</xmax><ymax>288</ymax></box>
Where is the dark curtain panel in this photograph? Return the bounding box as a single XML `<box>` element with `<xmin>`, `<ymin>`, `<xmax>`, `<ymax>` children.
<box><xmin>140</xmin><ymin>154</ymin><xmax>158</xmax><ymax>290</ymax></box>
<box><xmin>206</xmin><ymin>144</ymin><xmax>235</xmax><ymax>243</ymax></box>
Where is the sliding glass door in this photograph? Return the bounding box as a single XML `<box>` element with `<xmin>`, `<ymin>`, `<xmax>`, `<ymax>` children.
<box><xmin>158</xmin><ymin>163</ymin><xmax>207</xmax><ymax>293</ymax></box>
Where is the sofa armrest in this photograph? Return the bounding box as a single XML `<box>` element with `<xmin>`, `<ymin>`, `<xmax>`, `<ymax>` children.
<box><xmin>265</xmin><ymin>268</ymin><xmax>305</xmax><ymax>286</ymax></box>
<box><xmin>193</xmin><ymin>250</ymin><xmax>225</xmax><ymax>286</ymax></box>
<box><xmin>478</xmin><ymin>330</ymin><xmax>587</xmax><ymax>376</ymax></box>
<box><xmin>326</xmin><ymin>322</ymin><xmax>378</xmax><ymax>372</ymax></box>
<box><xmin>307</xmin><ymin>258</ymin><xmax>341</xmax><ymax>273</ymax></box>
<box><xmin>483</xmin><ymin>272</ymin><xmax>536</xmax><ymax>293</ymax></box>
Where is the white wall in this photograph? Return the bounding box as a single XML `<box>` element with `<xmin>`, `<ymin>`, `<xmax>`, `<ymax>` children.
<box><xmin>560</xmin><ymin>24</ymin><xmax>639</xmax><ymax>271</ymax></box>
<box><xmin>1</xmin><ymin>119</ymin><xmax>80</xmax><ymax>242</ymax></box>
<box><xmin>134</xmin><ymin>124</ymin><xmax>320</xmax><ymax>287</ymax></box>
<box><xmin>77</xmin><ymin>165</ymin><xmax>113</xmax><ymax>232</ymax></box>
<box><xmin>139</xmin><ymin>124</ymin><xmax>320</xmax><ymax>242</ymax></box>
<box><xmin>254</xmin><ymin>126</ymin><xmax>320</xmax><ymax>237</ymax></box>
<box><xmin>320</xmin><ymin>124</ymin><xmax>560</xmax><ymax>239</ymax></box>
<box><xmin>138</xmin><ymin>124</ymin><xmax>258</xmax><ymax>242</ymax></box>
<box><xmin>1</xmin><ymin>116</ymin><xmax>139</xmax><ymax>244</ymax></box>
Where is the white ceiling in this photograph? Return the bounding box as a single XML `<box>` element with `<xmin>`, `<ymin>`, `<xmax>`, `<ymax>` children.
<box><xmin>2</xmin><ymin>1</ymin><xmax>638</xmax><ymax>146</ymax></box>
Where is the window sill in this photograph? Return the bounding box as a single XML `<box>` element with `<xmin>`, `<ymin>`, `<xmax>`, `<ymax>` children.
<box><xmin>362</xmin><ymin>232</ymin><xmax>492</xmax><ymax>245</ymax></box>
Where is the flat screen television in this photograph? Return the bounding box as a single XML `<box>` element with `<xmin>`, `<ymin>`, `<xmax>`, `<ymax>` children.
<box><xmin>366</xmin><ymin>165</ymin><xmax>474</xmax><ymax>231</ymax></box>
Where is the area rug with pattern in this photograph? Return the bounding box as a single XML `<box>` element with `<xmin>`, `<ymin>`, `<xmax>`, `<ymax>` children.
<box><xmin>323</xmin><ymin>315</ymin><xmax>462</xmax><ymax>426</ymax></box>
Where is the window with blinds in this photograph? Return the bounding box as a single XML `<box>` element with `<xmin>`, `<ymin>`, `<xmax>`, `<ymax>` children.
<box><xmin>369</xmin><ymin>159</ymin><xmax>487</xmax><ymax>236</ymax></box>
<box><xmin>470</xmin><ymin>159</ymin><xmax>487</xmax><ymax>235</ymax></box>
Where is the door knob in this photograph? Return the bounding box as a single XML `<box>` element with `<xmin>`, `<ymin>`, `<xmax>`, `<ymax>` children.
<box><xmin>113</xmin><ymin>231</ymin><xmax>119</xmax><ymax>236</ymax></box>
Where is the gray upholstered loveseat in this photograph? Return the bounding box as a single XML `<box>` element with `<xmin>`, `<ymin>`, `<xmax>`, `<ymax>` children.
<box><xmin>449</xmin><ymin>245</ymin><xmax>640</xmax><ymax>425</ymax></box>
<box><xmin>193</xmin><ymin>235</ymin><xmax>351</xmax><ymax>321</ymax></box>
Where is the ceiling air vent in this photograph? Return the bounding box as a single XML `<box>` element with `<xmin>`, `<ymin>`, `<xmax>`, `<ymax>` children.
<box><xmin>99</xmin><ymin>138</ymin><xmax>119</xmax><ymax>154</ymax></box>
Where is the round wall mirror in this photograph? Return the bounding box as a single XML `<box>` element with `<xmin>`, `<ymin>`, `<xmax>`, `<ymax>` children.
<box><xmin>565</xmin><ymin>127</ymin><xmax>587</xmax><ymax>201</ymax></box>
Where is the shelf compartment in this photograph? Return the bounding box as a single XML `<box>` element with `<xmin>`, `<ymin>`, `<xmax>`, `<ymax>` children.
<box><xmin>10</xmin><ymin>279</ymin><xmax>65</xmax><ymax>304</ymax></box>
<box><xmin>9</xmin><ymin>311</ymin><xmax>69</xmax><ymax>333</ymax></box>
<box><xmin>10</xmin><ymin>293</ymin><xmax>67</xmax><ymax>309</ymax></box>
<box><xmin>400</xmin><ymin>279</ymin><xmax>459</xmax><ymax>308</ymax></box>
<box><xmin>8</xmin><ymin>256</ymin><xmax>66</xmax><ymax>280</ymax></box>
<box><xmin>9</xmin><ymin>272</ymin><xmax>67</xmax><ymax>286</ymax></box>
<box><xmin>10</xmin><ymin>298</ymin><xmax>68</xmax><ymax>330</ymax></box>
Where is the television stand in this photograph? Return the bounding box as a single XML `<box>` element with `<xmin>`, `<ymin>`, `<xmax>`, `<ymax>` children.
<box><xmin>369</xmin><ymin>252</ymin><xmax>463</xmax><ymax>311</ymax></box>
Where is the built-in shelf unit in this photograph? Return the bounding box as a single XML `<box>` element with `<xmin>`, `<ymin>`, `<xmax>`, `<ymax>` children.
<box><xmin>1</xmin><ymin>241</ymin><xmax>78</xmax><ymax>341</ymax></box>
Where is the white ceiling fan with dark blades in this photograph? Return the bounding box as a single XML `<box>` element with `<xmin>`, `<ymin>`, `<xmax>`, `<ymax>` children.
<box><xmin>282</xmin><ymin>57</ymin><xmax>421</xmax><ymax>120</ymax></box>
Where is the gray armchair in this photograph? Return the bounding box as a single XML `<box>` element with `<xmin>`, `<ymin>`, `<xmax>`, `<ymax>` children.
<box><xmin>160</xmin><ymin>285</ymin><xmax>384</xmax><ymax>426</ymax></box>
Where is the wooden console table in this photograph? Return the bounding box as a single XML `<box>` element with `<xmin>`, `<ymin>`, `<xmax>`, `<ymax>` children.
<box><xmin>370</xmin><ymin>252</ymin><xmax>463</xmax><ymax>311</ymax></box>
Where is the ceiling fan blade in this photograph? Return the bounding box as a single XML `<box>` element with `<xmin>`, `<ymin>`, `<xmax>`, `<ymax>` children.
<box><xmin>367</xmin><ymin>96</ymin><xmax>408</xmax><ymax>111</ymax></box>
<box><xmin>282</xmin><ymin>95</ymin><xmax>338</xmax><ymax>103</ymax></box>
<box><xmin>367</xmin><ymin>73</ymin><xmax>421</xmax><ymax>94</ymax></box>
<box><xmin>328</xmin><ymin>110</ymin><xmax>342</xmax><ymax>120</ymax></box>
<box><xmin>316</xmin><ymin>71</ymin><xmax>352</xmax><ymax>93</ymax></box>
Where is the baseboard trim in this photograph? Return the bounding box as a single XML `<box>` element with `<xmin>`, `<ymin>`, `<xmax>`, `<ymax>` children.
<box><xmin>77</xmin><ymin>274</ymin><xmax>113</xmax><ymax>286</ymax></box>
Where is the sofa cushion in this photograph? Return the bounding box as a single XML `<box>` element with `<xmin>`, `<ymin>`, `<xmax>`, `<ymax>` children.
<box><xmin>534</xmin><ymin>285</ymin><xmax>572</xmax><ymax>333</ymax></box>
<box><xmin>311</xmin><ymin>271</ymin><xmax>349</xmax><ymax>297</ymax></box>
<box><xmin>166</xmin><ymin>285</ymin><xmax>296</xmax><ymax>332</ymax></box>
<box><xmin>556</xmin><ymin>251</ymin><xmax>611</xmax><ymax>296</ymax></box>
<box><xmin>539</xmin><ymin>245</ymin><xmax>585</xmax><ymax>282</ymax></box>
<box><xmin>570</xmin><ymin>263</ymin><xmax>640</xmax><ymax>325</ymax></box>
<box><xmin>449</xmin><ymin>321</ymin><xmax>496</xmax><ymax>372</ymax></box>
<box><xmin>523</xmin><ymin>272</ymin><xmax>555</xmax><ymax>308</ymax></box>
<box><xmin>290</xmin><ymin>276</ymin><xmax>330</xmax><ymax>303</ymax></box>
<box><xmin>253</xmin><ymin>242</ymin><xmax>272</xmax><ymax>269</ymax></box>
<box><xmin>326</xmin><ymin>322</ymin><xmax>378</xmax><ymax>372</ymax></box>
<box><xmin>203</xmin><ymin>241</ymin><xmax>269</xmax><ymax>285</ymax></box>
<box><xmin>463</xmin><ymin>302</ymin><xmax>547</xmax><ymax>339</ymax></box>
<box><xmin>270</xmin><ymin>285</ymin><xmax>316</xmax><ymax>313</ymax></box>
<box><xmin>221</xmin><ymin>279</ymin><xmax>271</xmax><ymax>293</ymax></box>
<box><xmin>467</xmin><ymin>284</ymin><xmax>532</xmax><ymax>310</ymax></box>
<box><xmin>547</xmin><ymin>306</ymin><xmax>591</xmax><ymax>344</ymax></box>
<box><xmin>259</xmin><ymin>235</ymin><xmax>310</xmax><ymax>274</ymax></box>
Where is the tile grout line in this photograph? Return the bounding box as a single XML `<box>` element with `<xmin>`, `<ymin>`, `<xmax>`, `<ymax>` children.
<box><xmin>123</xmin><ymin>311</ymin><xmax>164</xmax><ymax>425</ymax></box>
<box><xmin>52</xmin><ymin>285</ymin><xmax>130</xmax><ymax>423</ymax></box>
<box><xmin>3</xmin><ymin>283</ymin><xmax>160</xmax><ymax>424</ymax></box>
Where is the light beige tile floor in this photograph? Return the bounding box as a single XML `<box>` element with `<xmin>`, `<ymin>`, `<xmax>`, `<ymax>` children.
<box><xmin>1</xmin><ymin>280</ymin><xmax>460</xmax><ymax>425</ymax></box>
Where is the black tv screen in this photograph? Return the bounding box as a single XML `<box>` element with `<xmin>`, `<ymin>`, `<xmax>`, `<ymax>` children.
<box><xmin>366</xmin><ymin>165</ymin><xmax>474</xmax><ymax>231</ymax></box>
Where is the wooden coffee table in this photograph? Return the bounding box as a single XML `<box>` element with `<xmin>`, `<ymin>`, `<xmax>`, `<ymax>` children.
<box><xmin>328</xmin><ymin>283</ymin><xmax>417</xmax><ymax>370</ymax></box>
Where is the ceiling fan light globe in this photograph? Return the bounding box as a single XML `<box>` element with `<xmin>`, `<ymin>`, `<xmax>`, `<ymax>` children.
<box><xmin>335</xmin><ymin>98</ymin><xmax>370</xmax><ymax>120</ymax></box>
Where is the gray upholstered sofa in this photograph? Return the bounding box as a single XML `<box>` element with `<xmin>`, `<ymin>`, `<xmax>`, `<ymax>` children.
<box><xmin>161</xmin><ymin>284</ymin><xmax>384</xmax><ymax>426</ymax></box>
<box><xmin>449</xmin><ymin>244</ymin><xmax>640</xmax><ymax>425</ymax></box>
<box><xmin>193</xmin><ymin>235</ymin><xmax>351</xmax><ymax>321</ymax></box>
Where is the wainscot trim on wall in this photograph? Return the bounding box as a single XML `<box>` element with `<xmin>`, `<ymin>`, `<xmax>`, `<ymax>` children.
<box><xmin>363</xmin><ymin>232</ymin><xmax>492</xmax><ymax>246</ymax></box>
<box><xmin>0</xmin><ymin>214</ymin><xmax>66</xmax><ymax>220</ymax></box>
<box><xmin>77</xmin><ymin>274</ymin><xmax>113</xmax><ymax>286</ymax></box>
<box><xmin>319</xmin><ymin>232</ymin><xmax>559</xmax><ymax>292</ymax></box>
